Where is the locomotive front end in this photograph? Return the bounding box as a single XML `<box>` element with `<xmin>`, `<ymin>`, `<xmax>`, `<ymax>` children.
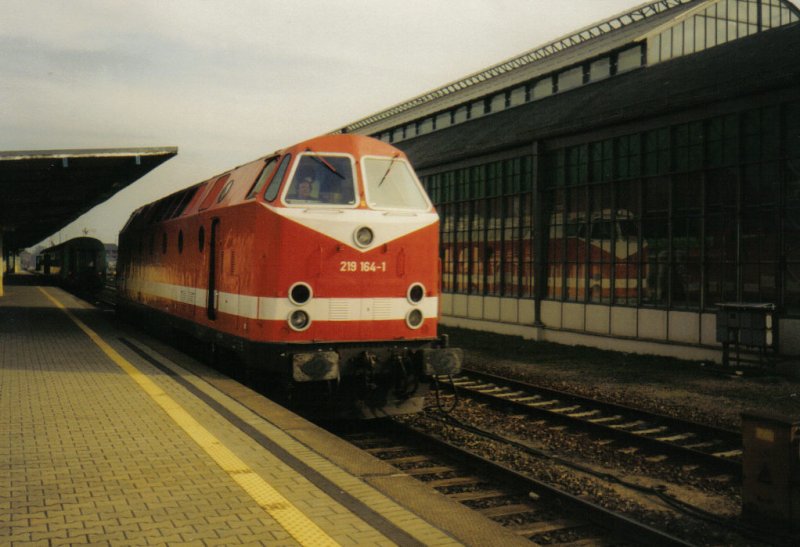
<box><xmin>266</xmin><ymin>137</ymin><xmax>462</xmax><ymax>417</ymax></box>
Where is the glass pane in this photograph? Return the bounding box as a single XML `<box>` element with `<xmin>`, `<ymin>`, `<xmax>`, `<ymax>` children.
<box><xmin>684</xmin><ymin>18</ymin><xmax>695</xmax><ymax>55</ymax></box>
<box><xmin>617</xmin><ymin>45</ymin><xmax>642</xmax><ymax>72</ymax></box>
<box><xmin>532</xmin><ymin>77</ymin><xmax>553</xmax><ymax>99</ymax></box>
<box><xmin>264</xmin><ymin>154</ymin><xmax>291</xmax><ymax>201</ymax></box>
<box><xmin>648</xmin><ymin>35</ymin><xmax>661</xmax><ymax>64</ymax></box>
<box><xmin>490</xmin><ymin>93</ymin><xmax>506</xmax><ymax>113</ymax></box>
<box><xmin>509</xmin><ymin>86</ymin><xmax>526</xmax><ymax>106</ymax></box>
<box><xmin>589</xmin><ymin>57</ymin><xmax>610</xmax><ymax>81</ymax></box>
<box><xmin>673</xmin><ymin>23</ymin><xmax>684</xmax><ymax>57</ymax></box>
<box><xmin>661</xmin><ymin>28</ymin><xmax>673</xmax><ymax>61</ymax></box>
<box><xmin>706</xmin><ymin>13</ymin><xmax>717</xmax><ymax>48</ymax></box>
<box><xmin>696</xmin><ymin>15</ymin><xmax>706</xmax><ymax>51</ymax></box>
<box><xmin>418</xmin><ymin>118</ymin><xmax>433</xmax><ymax>135</ymax></box>
<box><xmin>363</xmin><ymin>157</ymin><xmax>430</xmax><ymax>210</ymax></box>
<box><xmin>246</xmin><ymin>157</ymin><xmax>278</xmax><ymax>199</ymax></box>
<box><xmin>558</xmin><ymin>66</ymin><xmax>583</xmax><ymax>91</ymax></box>
<box><xmin>286</xmin><ymin>154</ymin><xmax>356</xmax><ymax>206</ymax></box>
<box><xmin>470</xmin><ymin>201</ymin><xmax>485</xmax><ymax>294</ymax></box>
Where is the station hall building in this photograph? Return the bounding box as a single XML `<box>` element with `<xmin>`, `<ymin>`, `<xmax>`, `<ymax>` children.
<box><xmin>339</xmin><ymin>0</ymin><xmax>800</xmax><ymax>361</ymax></box>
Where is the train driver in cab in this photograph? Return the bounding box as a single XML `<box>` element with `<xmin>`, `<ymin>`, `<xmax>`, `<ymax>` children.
<box><xmin>288</xmin><ymin>176</ymin><xmax>317</xmax><ymax>203</ymax></box>
<box><xmin>297</xmin><ymin>177</ymin><xmax>314</xmax><ymax>200</ymax></box>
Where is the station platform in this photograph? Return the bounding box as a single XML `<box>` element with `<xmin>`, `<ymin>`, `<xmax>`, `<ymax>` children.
<box><xmin>1</xmin><ymin>281</ymin><xmax>530</xmax><ymax>546</ymax></box>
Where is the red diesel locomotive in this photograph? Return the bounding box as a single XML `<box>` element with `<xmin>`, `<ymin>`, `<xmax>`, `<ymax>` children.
<box><xmin>117</xmin><ymin>134</ymin><xmax>461</xmax><ymax>418</ymax></box>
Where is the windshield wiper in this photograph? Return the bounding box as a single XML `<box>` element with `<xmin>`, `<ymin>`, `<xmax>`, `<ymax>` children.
<box><xmin>377</xmin><ymin>154</ymin><xmax>400</xmax><ymax>187</ymax></box>
<box><xmin>306</xmin><ymin>148</ymin><xmax>344</xmax><ymax>179</ymax></box>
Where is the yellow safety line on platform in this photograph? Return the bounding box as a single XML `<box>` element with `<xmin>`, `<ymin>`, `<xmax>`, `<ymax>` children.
<box><xmin>39</xmin><ymin>288</ymin><xmax>341</xmax><ymax>547</ymax></box>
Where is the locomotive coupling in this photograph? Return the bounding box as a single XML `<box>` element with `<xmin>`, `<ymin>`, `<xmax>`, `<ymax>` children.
<box><xmin>291</xmin><ymin>351</ymin><xmax>340</xmax><ymax>382</ymax></box>
<box><xmin>419</xmin><ymin>347</ymin><xmax>463</xmax><ymax>376</ymax></box>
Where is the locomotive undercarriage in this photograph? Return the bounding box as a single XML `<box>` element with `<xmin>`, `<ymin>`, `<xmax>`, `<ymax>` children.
<box><xmin>252</xmin><ymin>339</ymin><xmax>462</xmax><ymax>419</ymax></box>
<box><xmin>117</xmin><ymin>299</ymin><xmax>461</xmax><ymax>419</ymax></box>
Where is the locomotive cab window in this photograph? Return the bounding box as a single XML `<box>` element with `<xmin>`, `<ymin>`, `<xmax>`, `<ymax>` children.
<box><xmin>362</xmin><ymin>156</ymin><xmax>430</xmax><ymax>211</ymax></box>
<box><xmin>284</xmin><ymin>154</ymin><xmax>356</xmax><ymax>206</ymax></box>
<box><xmin>246</xmin><ymin>157</ymin><xmax>279</xmax><ymax>199</ymax></box>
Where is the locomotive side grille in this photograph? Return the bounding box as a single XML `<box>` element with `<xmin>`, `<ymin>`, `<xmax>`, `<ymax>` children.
<box><xmin>178</xmin><ymin>288</ymin><xmax>196</xmax><ymax>305</ymax></box>
<box><xmin>329</xmin><ymin>299</ymin><xmax>352</xmax><ymax>320</ymax></box>
<box><xmin>372</xmin><ymin>299</ymin><xmax>393</xmax><ymax>320</ymax></box>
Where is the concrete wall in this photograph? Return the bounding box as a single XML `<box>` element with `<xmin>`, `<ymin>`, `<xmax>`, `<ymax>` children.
<box><xmin>440</xmin><ymin>294</ymin><xmax>795</xmax><ymax>362</ymax></box>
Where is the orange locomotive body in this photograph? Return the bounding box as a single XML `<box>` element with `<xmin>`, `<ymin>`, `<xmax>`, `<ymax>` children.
<box><xmin>117</xmin><ymin>134</ymin><xmax>461</xmax><ymax>417</ymax></box>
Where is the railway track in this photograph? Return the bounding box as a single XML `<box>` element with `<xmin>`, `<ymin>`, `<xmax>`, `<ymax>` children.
<box><xmin>334</xmin><ymin>419</ymin><xmax>691</xmax><ymax>546</ymax></box>
<box><xmin>447</xmin><ymin>369</ymin><xmax>742</xmax><ymax>477</ymax></box>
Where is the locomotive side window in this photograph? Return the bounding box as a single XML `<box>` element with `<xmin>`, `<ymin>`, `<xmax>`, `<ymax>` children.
<box><xmin>198</xmin><ymin>174</ymin><xmax>230</xmax><ymax>211</ymax></box>
<box><xmin>264</xmin><ymin>154</ymin><xmax>292</xmax><ymax>201</ymax></box>
<box><xmin>216</xmin><ymin>179</ymin><xmax>234</xmax><ymax>203</ymax></box>
<box><xmin>362</xmin><ymin>156</ymin><xmax>430</xmax><ymax>211</ymax></box>
<box><xmin>284</xmin><ymin>154</ymin><xmax>356</xmax><ymax>206</ymax></box>
<box><xmin>246</xmin><ymin>157</ymin><xmax>278</xmax><ymax>199</ymax></box>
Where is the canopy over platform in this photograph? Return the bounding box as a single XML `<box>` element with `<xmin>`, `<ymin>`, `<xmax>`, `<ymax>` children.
<box><xmin>0</xmin><ymin>146</ymin><xmax>177</xmax><ymax>251</ymax></box>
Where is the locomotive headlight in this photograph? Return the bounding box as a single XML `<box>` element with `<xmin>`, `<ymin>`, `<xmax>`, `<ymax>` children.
<box><xmin>354</xmin><ymin>226</ymin><xmax>374</xmax><ymax>248</ymax></box>
<box><xmin>289</xmin><ymin>282</ymin><xmax>312</xmax><ymax>305</ymax></box>
<box><xmin>406</xmin><ymin>309</ymin><xmax>424</xmax><ymax>329</ymax></box>
<box><xmin>407</xmin><ymin>283</ymin><xmax>425</xmax><ymax>304</ymax></box>
<box><xmin>288</xmin><ymin>310</ymin><xmax>311</xmax><ymax>331</ymax></box>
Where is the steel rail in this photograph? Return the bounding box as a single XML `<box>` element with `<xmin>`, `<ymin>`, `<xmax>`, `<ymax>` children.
<box><xmin>451</xmin><ymin>368</ymin><xmax>742</xmax><ymax>477</ymax></box>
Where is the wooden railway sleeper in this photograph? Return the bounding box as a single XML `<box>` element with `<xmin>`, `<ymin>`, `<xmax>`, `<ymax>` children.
<box><xmin>550</xmin><ymin>404</ymin><xmax>582</xmax><ymax>413</ymax></box>
<box><xmin>402</xmin><ymin>465</ymin><xmax>455</xmax><ymax>476</ymax></box>
<box><xmin>526</xmin><ymin>399</ymin><xmax>560</xmax><ymax>407</ymax></box>
<box><xmin>448</xmin><ymin>489</ymin><xmax>508</xmax><ymax>502</ymax></box>
<box><xmin>474</xmin><ymin>386</ymin><xmax>505</xmax><ymax>394</ymax></box>
<box><xmin>479</xmin><ymin>503</ymin><xmax>538</xmax><ymax>518</ymax></box>
<box><xmin>507</xmin><ymin>518</ymin><xmax>586</xmax><ymax>536</ymax></box>
<box><xmin>567</xmin><ymin>409</ymin><xmax>602</xmax><ymax>418</ymax></box>
<box><xmin>586</xmin><ymin>414</ymin><xmax>623</xmax><ymax>423</ymax></box>
<box><xmin>383</xmin><ymin>455</ymin><xmax>432</xmax><ymax>465</ymax></box>
<box><xmin>427</xmin><ymin>476</ymin><xmax>483</xmax><ymax>488</ymax></box>
<box><xmin>711</xmin><ymin>449</ymin><xmax>743</xmax><ymax>458</ymax></box>
<box><xmin>681</xmin><ymin>441</ymin><xmax>721</xmax><ymax>450</ymax></box>
<box><xmin>654</xmin><ymin>432</ymin><xmax>695</xmax><ymax>442</ymax></box>
<box><xmin>608</xmin><ymin>420</ymin><xmax>645</xmax><ymax>430</ymax></box>
<box><xmin>633</xmin><ymin>426</ymin><xmax>670</xmax><ymax>435</ymax></box>
<box><xmin>508</xmin><ymin>395</ymin><xmax>543</xmax><ymax>403</ymax></box>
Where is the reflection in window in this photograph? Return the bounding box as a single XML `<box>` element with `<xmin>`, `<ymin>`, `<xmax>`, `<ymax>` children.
<box><xmin>509</xmin><ymin>86</ymin><xmax>526</xmax><ymax>106</ymax></box>
<box><xmin>264</xmin><ymin>154</ymin><xmax>291</xmax><ymax>201</ymax></box>
<box><xmin>363</xmin><ymin>157</ymin><xmax>430</xmax><ymax>210</ymax></box>
<box><xmin>285</xmin><ymin>154</ymin><xmax>356</xmax><ymax>206</ymax></box>
<box><xmin>557</xmin><ymin>66</ymin><xmax>583</xmax><ymax>92</ymax></box>
<box><xmin>418</xmin><ymin>118</ymin><xmax>434</xmax><ymax>135</ymax></box>
<box><xmin>589</xmin><ymin>57</ymin><xmax>611</xmax><ymax>82</ymax></box>
<box><xmin>470</xmin><ymin>99</ymin><xmax>486</xmax><ymax>118</ymax></box>
<box><xmin>648</xmin><ymin>0</ymin><xmax>798</xmax><ymax>65</ymax></box>
<box><xmin>435</xmin><ymin>111</ymin><xmax>451</xmax><ymax>130</ymax></box>
<box><xmin>531</xmin><ymin>77</ymin><xmax>553</xmax><ymax>100</ymax></box>
<box><xmin>489</xmin><ymin>93</ymin><xmax>506</xmax><ymax>113</ymax></box>
<box><xmin>617</xmin><ymin>45</ymin><xmax>643</xmax><ymax>72</ymax></box>
<box><xmin>246</xmin><ymin>157</ymin><xmax>278</xmax><ymax>199</ymax></box>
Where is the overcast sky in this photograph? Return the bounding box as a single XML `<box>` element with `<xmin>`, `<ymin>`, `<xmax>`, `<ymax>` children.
<box><xmin>4</xmin><ymin>0</ymin><xmax>796</xmax><ymax>248</ymax></box>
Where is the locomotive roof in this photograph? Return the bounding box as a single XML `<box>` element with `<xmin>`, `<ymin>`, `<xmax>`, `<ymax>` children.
<box><xmin>0</xmin><ymin>146</ymin><xmax>177</xmax><ymax>250</ymax></box>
